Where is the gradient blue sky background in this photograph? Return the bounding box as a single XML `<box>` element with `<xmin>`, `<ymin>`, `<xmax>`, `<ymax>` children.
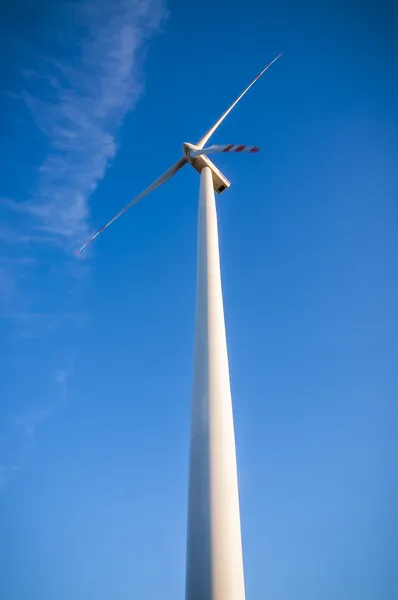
<box><xmin>1</xmin><ymin>0</ymin><xmax>397</xmax><ymax>598</ymax></box>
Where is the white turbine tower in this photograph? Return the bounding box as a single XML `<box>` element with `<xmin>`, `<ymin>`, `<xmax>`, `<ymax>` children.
<box><xmin>77</xmin><ymin>53</ymin><xmax>282</xmax><ymax>600</ymax></box>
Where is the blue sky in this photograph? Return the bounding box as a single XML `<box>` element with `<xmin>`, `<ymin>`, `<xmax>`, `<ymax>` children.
<box><xmin>1</xmin><ymin>0</ymin><xmax>397</xmax><ymax>598</ymax></box>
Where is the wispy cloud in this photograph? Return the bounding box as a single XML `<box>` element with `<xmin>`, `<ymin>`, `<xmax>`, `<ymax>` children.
<box><xmin>5</xmin><ymin>0</ymin><xmax>167</xmax><ymax>248</ymax></box>
<box><xmin>0</xmin><ymin>0</ymin><xmax>167</xmax><ymax>334</ymax></box>
<box><xmin>1</xmin><ymin>0</ymin><xmax>167</xmax><ymax>307</ymax></box>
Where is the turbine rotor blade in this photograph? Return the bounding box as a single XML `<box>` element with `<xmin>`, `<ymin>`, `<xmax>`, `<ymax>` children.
<box><xmin>76</xmin><ymin>157</ymin><xmax>187</xmax><ymax>254</ymax></box>
<box><xmin>196</xmin><ymin>53</ymin><xmax>282</xmax><ymax>149</ymax></box>
<box><xmin>189</xmin><ymin>144</ymin><xmax>260</xmax><ymax>158</ymax></box>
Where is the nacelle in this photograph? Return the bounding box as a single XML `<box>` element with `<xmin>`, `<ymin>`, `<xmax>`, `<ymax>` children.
<box><xmin>182</xmin><ymin>143</ymin><xmax>230</xmax><ymax>195</ymax></box>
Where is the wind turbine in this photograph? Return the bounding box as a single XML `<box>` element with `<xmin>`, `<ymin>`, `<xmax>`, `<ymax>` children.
<box><xmin>77</xmin><ymin>52</ymin><xmax>282</xmax><ymax>600</ymax></box>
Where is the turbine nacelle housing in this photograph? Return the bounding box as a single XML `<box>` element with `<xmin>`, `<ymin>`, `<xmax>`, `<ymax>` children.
<box><xmin>183</xmin><ymin>142</ymin><xmax>231</xmax><ymax>195</ymax></box>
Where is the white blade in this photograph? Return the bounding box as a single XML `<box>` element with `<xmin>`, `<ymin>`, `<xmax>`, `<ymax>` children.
<box><xmin>189</xmin><ymin>144</ymin><xmax>260</xmax><ymax>158</ymax></box>
<box><xmin>76</xmin><ymin>157</ymin><xmax>187</xmax><ymax>254</ymax></box>
<box><xmin>196</xmin><ymin>53</ymin><xmax>282</xmax><ymax>149</ymax></box>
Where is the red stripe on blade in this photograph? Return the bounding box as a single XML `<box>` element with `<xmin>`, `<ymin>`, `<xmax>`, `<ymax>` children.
<box><xmin>249</xmin><ymin>146</ymin><xmax>260</xmax><ymax>153</ymax></box>
<box><xmin>223</xmin><ymin>144</ymin><xmax>234</xmax><ymax>152</ymax></box>
<box><xmin>235</xmin><ymin>145</ymin><xmax>246</xmax><ymax>152</ymax></box>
